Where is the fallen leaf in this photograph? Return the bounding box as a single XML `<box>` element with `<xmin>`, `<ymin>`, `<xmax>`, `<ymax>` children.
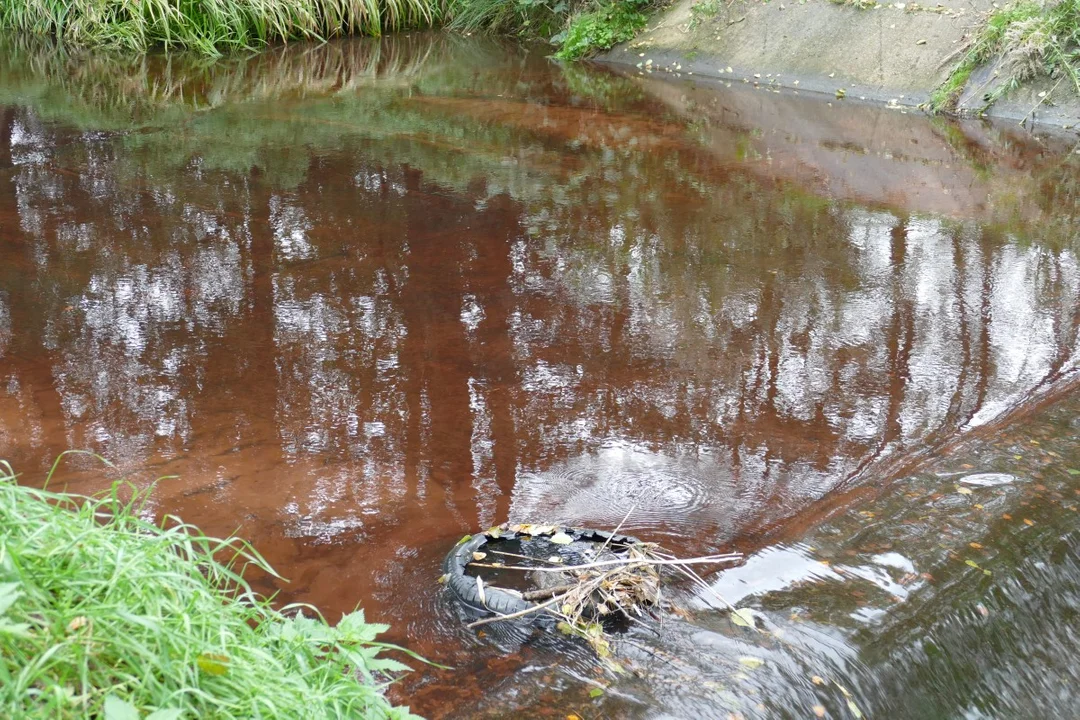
<box><xmin>738</xmin><ymin>656</ymin><xmax>765</xmax><ymax>669</ymax></box>
<box><xmin>472</xmin><ymin>551</ymin><xmax>487</xmax><ymax>561</ymax></box>
<box><xmin>1024</xmin><ymin>518</ymin><xmax>1035</xmax><ymax>526</ymax></box>
<box><xmin>969</xmin><ymin>542</ymin><xmax>983</xmax><ymax>550</ymax></box>
<box><xmin>956</xmin><ymin>487</ymin><xmax>973</xmax><ymax>495</ymax></box>
<box><xmin>1002</xmin><ymin>513</ymin><xmax>1012</xmax><ymax>520</ymax></box>
<box><xmin>812</xmin><ymin>675</ymin><xmax>825</xmax><ymax>685</ymax></box>
<box><xmin>730</xmin><ymin>608</ymin><xmax>758</xmax><ymax>628</ymax></box>
<box><xmin>549</xmin><ymin>532</ymin><xmax>574</xmax><ymax>545</ymax></box>
<box><xmin>589</xmin><ymin>687</ymin><xmax>604</xmax><ymax>698</ymax></box>
<box><xmin>814</xmin><ymin>706</ymin><xmax>826</xmax><ymax>718</ymax></box>
<box><xmin>67</xmin><ymin>616</ymin><xmax>89</xmax><ymax>632</ymax></box>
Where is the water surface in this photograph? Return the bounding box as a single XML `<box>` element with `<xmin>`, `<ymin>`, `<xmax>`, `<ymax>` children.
<box><xmin>1</xmin><ymin>33</ymin><xmax>1080</xmax><ymax>718</ymax></box>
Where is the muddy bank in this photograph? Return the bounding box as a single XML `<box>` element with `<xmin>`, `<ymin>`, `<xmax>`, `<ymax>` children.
<box><xmin>599</xmin><ymin>0</ymin><xmax>1080</xmax><ymax>132</ymax></box>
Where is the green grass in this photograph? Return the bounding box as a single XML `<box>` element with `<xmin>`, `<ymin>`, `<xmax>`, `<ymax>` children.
<box><xmin>931</xmin><ymin>0</ymin><xmax>1080</xmax><ymax>113</ymax></box>
<box><xmin>554</xmin><ymin>0</ymin><xmax>652</xmax><ymax>59</ymax></box>
<box><xmin>0</xmin><ymin>458</ymin><xmax>421</xmax><ymax>719</ymax></box>
<box><xmin>446</xmin><ymin>0</ymin><xmax>657</xmax><ymax>58</ymax></box>
<box><xmin>0</xmin><ymin>0</ymin><xmax>442</xmax><ymax>55</ymax></box>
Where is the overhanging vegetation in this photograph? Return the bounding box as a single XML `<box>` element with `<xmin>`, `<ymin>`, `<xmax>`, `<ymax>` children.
<box><xmin>0</xmin><ymin>0</ymin><xmax>441</xmax><ymax>54</ymax></box>
<box><xmin>0</xmin><ymin>460</ymin><xmax>419</xmax><ymax>719</ymax></box>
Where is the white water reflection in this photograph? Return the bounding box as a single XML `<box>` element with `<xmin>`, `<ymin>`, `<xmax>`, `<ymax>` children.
<box><xmin>0</xmin><ymin>49</ymin><xmax>1079</xmax><ymax>553</ymax></box>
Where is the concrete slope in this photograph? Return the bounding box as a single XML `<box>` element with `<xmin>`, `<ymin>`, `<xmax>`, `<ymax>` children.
<box><xmin>599</xmin><ymin>0</ymin><xmax>1079</xmax><ymax>129</ymax></box>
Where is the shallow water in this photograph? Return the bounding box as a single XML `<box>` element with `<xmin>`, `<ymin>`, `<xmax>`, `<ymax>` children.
<box><xmin>1</xmin><ymin>32</ymin><xmax>1080</xmax><ymax>718</ymax></box>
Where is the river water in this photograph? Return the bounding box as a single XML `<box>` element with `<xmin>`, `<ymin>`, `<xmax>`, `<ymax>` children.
<box><xmin>1</xmin><ymin>32</ymin><xmax>1080</xmax><ymax>719</ymax></box>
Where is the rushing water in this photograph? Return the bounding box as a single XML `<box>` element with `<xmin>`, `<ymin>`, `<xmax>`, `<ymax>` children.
<box><xmin>2</xmin><ymin>32</ymin><xmax>1080</xmax><ymax>719</ymax></box>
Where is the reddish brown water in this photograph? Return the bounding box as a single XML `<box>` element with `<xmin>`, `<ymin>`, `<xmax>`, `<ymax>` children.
<box><xmin>2</xmin><ymin>33</ymin><xmax>1080</xmax><ymax>718</ymax></box>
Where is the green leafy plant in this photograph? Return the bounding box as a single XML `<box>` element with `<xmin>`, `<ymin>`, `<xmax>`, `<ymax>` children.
<box><xmin>0</xmin><ymin>458</ymin><xmax>421</xmax><ymax>719</ymax></box>
<box><xmin>688</xmin><ymin>0</ymin><xmax>722</xmax><ymax>29</ymax></box>
<box><xmin>447</xmin><ymin>0</ymin><xmax>657</xmax><ymax>58</ymax></box>
<box><xmin>554</xmin><ymin>0</ymin><xmax>653</xmax><ymax>60</ymax></box>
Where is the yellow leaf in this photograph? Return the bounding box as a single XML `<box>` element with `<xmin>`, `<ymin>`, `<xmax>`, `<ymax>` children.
<box><xmin>197</xmin><ymin>652</ymin><xmax>229</xmax><ymax>676</ymax></box>
<box><xmin>814</xmin><ymin>706</ymin><xmax>826</xmax><ymax>718</ymax></box>
<box><xmin>738</xmin><ymin>656</ymin><xmax>765</xmax><ymax>669</ymax></box>
<box><xmin>472</xmin><ymin>551</ymin><xmax>487</xmax><ymax>561</ymax></box>
<box><xmin>956</xmin><ymin>487</ymin><xmax>973</xmax><ymax>495</ymax></box>
<box><xmin>1023</xmin><ymin>518</ymin><xmax>1035</xmax><ymax>526</ymax></box>
<box><xmin>549</xmin><ymin>532</ymin><xmax>574</xmax><ymax>545</ymax></box>
<box><xmin>811</xmin><ymin>675</ymin><xmax>825</xmax><ymax>685</ymax></box>
<box><xmin>730</xmin><ymin>608</ymin><xmax>757</xmax><ymax>628</ymax></box>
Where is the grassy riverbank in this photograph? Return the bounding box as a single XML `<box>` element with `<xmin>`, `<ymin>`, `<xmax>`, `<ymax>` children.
<box><xmin>0</xmin><ymin>0</ymin><xmax>441</xmax><ymax>54</ymax></box>
<box><xmin>932</xmin><ymin>0</ymin><xmax>1080</xmax><ymax>113</ymax></box>
<box><xmin>0</xmin><ymin>461</ymin><xmax>418</xmax><ymax>719</ymax></box>
<box><xmin>0</xmin><ymin>0</ymin><xmax>656</xmax><ymax>57</ymax></box>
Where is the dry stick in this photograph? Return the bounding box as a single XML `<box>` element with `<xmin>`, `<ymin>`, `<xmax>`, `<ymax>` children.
<box><xmin>595</xmin><ymin>502</ymin><xmax>639</xmax><ymax>558</ymax></box>
<box><xmin>648</xmin><ymin>548</ymin><xmax>736</xmax><ymax>609</ymax></box>
<box><xmin>522</xmin><ymin>584</ymin><xmax>578</xmax><ymax>601</ymax></box>
<box><xmin>1020</xmin><ymin>74</ymin><xmax>1064</xmax><ymax>126</ymax></box>
<box><xmin>467</xmin><ymin>555</ymin><xmax>740</xmax><ymax>574</ymax></box>
<box><xmin>666</xmin><ymin>562</ymin><xmax>735</xmax><ymax>612</ymax></box>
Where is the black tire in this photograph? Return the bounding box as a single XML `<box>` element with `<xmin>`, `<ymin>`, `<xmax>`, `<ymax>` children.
<box><xmin>441</xmin><ymin>525</ymin><xmax>640</xmax><ymax>621</ymax></box>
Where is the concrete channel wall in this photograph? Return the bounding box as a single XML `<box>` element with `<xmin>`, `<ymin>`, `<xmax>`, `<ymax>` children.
<box><xmin>599</xmin><ymin>0</ymin><xmax>1080</xmax><ymax>133</ymax></box>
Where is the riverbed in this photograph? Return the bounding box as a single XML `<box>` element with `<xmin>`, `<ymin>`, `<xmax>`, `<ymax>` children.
<box><xmin>1</xmin><ymin>32</ymin><xmax>1079</xmax><ymax>719</ymax></box>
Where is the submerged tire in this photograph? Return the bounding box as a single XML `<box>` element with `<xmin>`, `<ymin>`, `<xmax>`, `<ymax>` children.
<box><xmin>441</xmin><ymin>524</ymin><xmax>641</xmax><ymax>621</ymax></box>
